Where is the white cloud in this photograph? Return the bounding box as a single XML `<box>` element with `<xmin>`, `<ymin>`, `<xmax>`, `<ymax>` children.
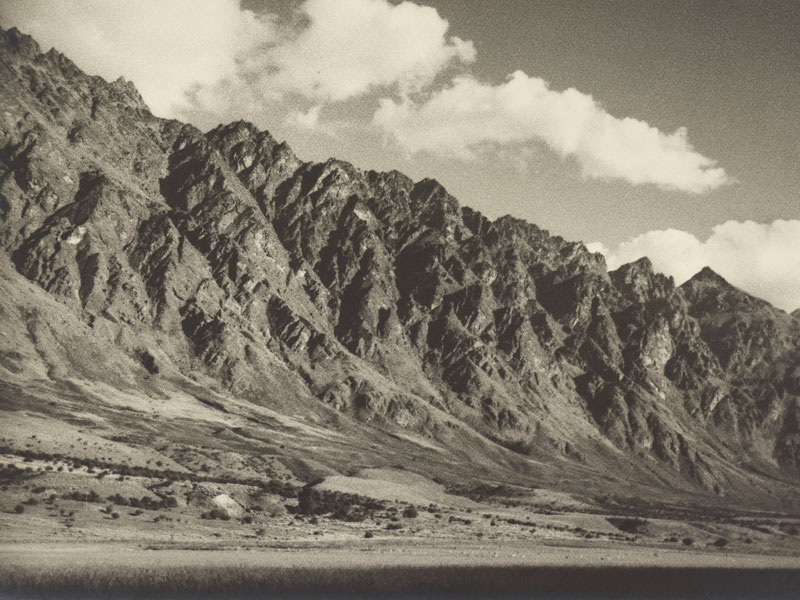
<box><xmin>374</xmin><ymin>71</ymin><xmax>729</xmax><ymax>193</ymax></box>
<box><xmin>249</xmin><ymin>0</ymin><xmax>475</xmax><ymax>102</ymax></box>
<box><xmin>0</xmin><ymin>0</ymin><xmax>271</xmax><ymax>118</ymax></box>
<box><xmin>592</xmin><ymin>220</ymin><xmax>800</xmax><ymax>311</ymax></box>
<box><xmin>0</xmin><ymin>0</ymin><xmax>472</xmax><ymax>124</ymax></box>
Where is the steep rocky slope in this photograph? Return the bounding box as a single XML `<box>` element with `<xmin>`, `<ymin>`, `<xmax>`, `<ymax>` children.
<box><xmin>1</xmin><ymin>27</ymin><xmax>799</xmax><ymax>509</ymax></box>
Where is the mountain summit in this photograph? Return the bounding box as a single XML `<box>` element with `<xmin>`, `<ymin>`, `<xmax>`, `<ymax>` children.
<box><xmin>1</xmin><ymin>27</ymin><xmax>799</xmax><ymax>510</ymax></box>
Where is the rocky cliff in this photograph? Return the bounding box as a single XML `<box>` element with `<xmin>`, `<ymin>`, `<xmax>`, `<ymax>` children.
<box><xmin>2</xmin><ymin>27</ymin><xmax>799</xmax><ymax>509</ymax></box>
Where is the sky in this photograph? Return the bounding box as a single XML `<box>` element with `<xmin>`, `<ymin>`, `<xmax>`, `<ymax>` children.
<box><xmin>1</xmin><ymin>0</ymin><xmax>798</xmax><ymax>311</ymax></box>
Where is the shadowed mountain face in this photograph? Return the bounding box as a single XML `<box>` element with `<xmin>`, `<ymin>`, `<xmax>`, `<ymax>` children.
<box><xmin>1</xmin><ymin>27</ymin><xmax>799</xmax><ymax>509</ymax></box>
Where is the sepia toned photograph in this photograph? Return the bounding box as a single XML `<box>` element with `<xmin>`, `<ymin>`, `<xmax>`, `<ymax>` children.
<box><xmin>0</xmin><ymin>1</ymin><xmax>798</xmax><ymax>598</ymax></box>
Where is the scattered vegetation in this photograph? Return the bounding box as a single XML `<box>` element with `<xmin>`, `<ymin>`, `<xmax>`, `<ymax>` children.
<box><xmin>296</xmin><ymin>486</ymin><xmax>385</xmax><ymax>521</ymax></box>
<box><xmin>0</xmin><ymin>446</ymin><xmax>298</xmax><ymax>497</ymax></box>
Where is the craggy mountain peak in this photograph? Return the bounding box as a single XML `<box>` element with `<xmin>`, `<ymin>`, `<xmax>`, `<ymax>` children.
<box><xmin>1</xmin><ymin>26</ymin><xmax>799</xmax><ymax>510</ymax></box>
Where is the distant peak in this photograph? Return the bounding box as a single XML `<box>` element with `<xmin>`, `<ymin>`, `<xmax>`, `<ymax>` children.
<box><xmin>615</xmin><ymin>256</ymin><xmax>654</xmax><ymax>274</ymax></box>
<box><xmin>689</xmin><ymin>266</ymin><xmax>730</xmax><ymax>285</ymax></box>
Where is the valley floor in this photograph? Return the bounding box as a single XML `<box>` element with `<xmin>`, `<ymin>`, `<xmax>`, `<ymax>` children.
<box><xmin>1</xmin><ymin>541</ymin><xmax>800</xmax><ymax>599</ymax></box>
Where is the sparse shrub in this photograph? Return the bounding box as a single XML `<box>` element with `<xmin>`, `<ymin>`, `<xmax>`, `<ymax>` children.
<box><xmin>712</xmin><ymin>537</ymin><xmax>728</xmax><ymax>548</ymax></box>
<box><xmin>262</xmin><ymin>500</ymin><xmax>287</xmax><ymax>518</ymax></box>
<box><xmin>607</xmin><ymin>517</ymin><xmax>648</xmax><ymax>534</ymax></box>
<box><xmin>682</xmin><ymin>537</ymin><xmax>694</xmax><ymax>546</ymax></box>
<box><xmin>364</xmin><ymin>531</ymin><xmax>374</xmax><ymax>538</ymax></box>
<box><xmin>386</xmin><ymin>523</ymin><xmax>402</xmax><ymax>531</ymax></box>
<box><xmin>403</xmin><ymin>506</ymin><xmax>418</xmax><ymax>518</ymax></box>
<box><xmin>242</xmin><ymin>515</ymin><xmax>253</xmax><ymax>524</ymax></box>
<box><xmin>111</xmin><ymin>512</ymin><xmax>120</xmax><ymax>519</ymax></box>
<box><xmin>206</xmin><ymin>508</ymin><xmax>230</xmax><ymax>521</ymax></box>
<box><xmin>14</xmin><ymin>504</ymin><xmax>24</xmax><ymax>514</ymax></box>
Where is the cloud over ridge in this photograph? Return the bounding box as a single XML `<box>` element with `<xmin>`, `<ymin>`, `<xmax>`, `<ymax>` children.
<box><xmin>1</xmin><ymin>0</ymin><xmax>728</xmax><ymax>193</ymax></box>
<box><xmin>0</xmin><ymin>0</ymin><xmax>271</xmax><ymax>118</ymax></box>
<box><xmin>0</xmin><ymin>0</ymin><xmax>473</xmax><ymax>117</ymax></box>
<box><xmin>589</xmin><ymin>220</ymin><xmax>800</xmax><ymax>311</ymax></box>
<box><xmin>374</xmin><ymin>71</ymin><xmax>729</xmax><ymax>193</ymax></box>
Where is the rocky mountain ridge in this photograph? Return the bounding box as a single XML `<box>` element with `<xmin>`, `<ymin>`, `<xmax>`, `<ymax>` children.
<box><xmin>2</xmin><ymin>26</ymin><xmax>799</xmax><ymax>509</ymax></box>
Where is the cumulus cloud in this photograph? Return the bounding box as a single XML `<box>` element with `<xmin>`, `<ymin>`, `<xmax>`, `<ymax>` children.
<box><xmin>248</xmin><ymin>0</ymin><xmax>475</xmax><ymax>102</ymax></box>
<box><xmin>0</xmin><ymin>0</ymin><xmax>271</xmax><ymax>118</ymax></box>
<box><xmin>0</xmin><ymin>0</ymin><xmax>472</xmax><ymax>123</ymax></box>
<box><xmin>591</xmin><ymin>220</ymin><xmax>800</xmax><ymax>311</ymax></box>
<box><xmin>374</xmin><ymin>71</ymin><xmax>729</xmax><ymax>193</ymax></box>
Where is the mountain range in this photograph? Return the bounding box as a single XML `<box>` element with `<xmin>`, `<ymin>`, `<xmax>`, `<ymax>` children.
<box><xmin>2</xmin><ymin>26</ymin><xmax>799</xmax><ymax>512</ymax></box>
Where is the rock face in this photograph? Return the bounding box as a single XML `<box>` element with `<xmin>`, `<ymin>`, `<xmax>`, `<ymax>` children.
<box><xmin>1</xmin><ymin>27</ymin><xmax>799</xmax><ymax>505</ymax></box>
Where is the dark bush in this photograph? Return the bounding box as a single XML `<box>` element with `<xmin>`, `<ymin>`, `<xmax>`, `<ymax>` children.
<box><xmin>386</xmin><ymin>523</ymin><xmax>402</xmax><ymax>531</ymax></box>
<box><xmin>364</xmin><ymin>531</ymin><xmax>374</xmax><ymax>538</ymax></box>
<box><xmin>111</xmin><ymin>512</ymin><xmax>120</xmax><ymax>519</ymax></box>
<box><xmin>297</xmin><ymin>486</ymin><xmax>383</xmax><ymax>521</ymax></box>
<box><xmin>14</xmin><ymin>504</ymin><xmax>24</xmax><ymax>514</ymax></box>
<box><xmin>712</xmin><ymin>537</ymin><xmax>728</xmax><ymax>548</ymax></box>
<box><xmin>242</xmin><ymin>515</ymin><xmax>253</xmax><ymax>524</ymax></box>
<box><xmin>607</xmin><ymin>517</ymin><xmax>648</xmax><ymax>534</ymax></box>
<box><xmin>403</xmin><ymin>506</ymin><xmax>418</xmax><ymax>518</ymax></box>
<box><xmin>682</xmin><ymin>537</ymin><xmax>694</xmax><ymax>546</ymax></box>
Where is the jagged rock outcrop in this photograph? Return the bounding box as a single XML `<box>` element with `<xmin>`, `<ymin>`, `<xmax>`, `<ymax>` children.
<box><xmin>1</xmin><ymin>26</ymin><xmax>799</xmax><ymax>504</ymax></box>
